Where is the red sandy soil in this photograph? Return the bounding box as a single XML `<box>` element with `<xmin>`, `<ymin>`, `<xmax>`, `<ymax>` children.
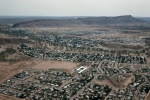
<box><xmin>0</xmin><ymin>48</ymin><xmax>5</xmax><ymax>52</ymax></box>
<box><xmin>32</xmin><ymin>61</ymin><xmax>79</xmax><ymax>71</ymax></box>
<box><xmin>107</xmin><ymin>73</ymin><xmax>134</xmax><ymax>88</ymax></box>
<box><xmin>145</xmin><ymin>91</ymin><xmax>150</xmax><ymax>100</ymax></box>
<box><xmin>0</xmin><ymin>94</ymin><xmax>22</xmax><ymax>100</ymax></box>
<box><xmin>0</xmin><ymin>33</ymin><xmax>10</xmax><ymax>38</ymax></box>
<box><xmin>0</xmin><ymin>59</ymin><xmax>41</xmax><ymax>83</ymax></box>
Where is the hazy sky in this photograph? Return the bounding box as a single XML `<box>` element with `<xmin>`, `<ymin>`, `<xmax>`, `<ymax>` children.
<box><xmin>0</xmin><ymin>0</ymin><xmax>149</xmax><ymax>17</ymax></box>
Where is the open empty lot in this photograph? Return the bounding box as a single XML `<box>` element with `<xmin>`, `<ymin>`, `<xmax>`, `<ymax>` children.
<box><xmin>0</xmin><ymin>94</ymin><xmax>22</xmax><ymax>100</ymax></box>
<box><xmin>32</xmin><ymin>61</ymin><xmax>79</xmax><ymax>71</ymax></box>
<box><xmin>108</xmin><ymin>73</ymin><xmax>134</xmax><ymax>88</ymax></box>
<box><xmin>0</xmin><ymin>59</ymin><xmax>41</xmax><ymax>83</ymax></box>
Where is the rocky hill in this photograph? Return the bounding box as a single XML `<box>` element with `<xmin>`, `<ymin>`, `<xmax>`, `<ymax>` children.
<box><xmin>12</xmin><ymin>15</ymin><xmax>145</xmax><ymax>28</ymax></box>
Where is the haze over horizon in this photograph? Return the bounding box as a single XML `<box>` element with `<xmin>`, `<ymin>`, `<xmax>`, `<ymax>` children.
<box><xmin>0</xmin><ymin>0</ymin><xmax>150</xmax><ymax>17</ymax></box>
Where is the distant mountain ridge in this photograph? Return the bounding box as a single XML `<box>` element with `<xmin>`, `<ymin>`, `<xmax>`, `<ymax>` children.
<box><xmin>12</xmin><ymin>15</ymin><xmax>145</xmax><ymax>28</ymax></box>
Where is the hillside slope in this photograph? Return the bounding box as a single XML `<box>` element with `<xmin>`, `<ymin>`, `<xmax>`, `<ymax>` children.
<box><xmin>12</xmin><ymin>15</ymin><xmax>145</xmax><ymax>28</ymax></box>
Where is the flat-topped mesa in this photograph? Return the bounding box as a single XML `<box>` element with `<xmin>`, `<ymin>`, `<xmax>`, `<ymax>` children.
<box><xmin>12</xmin><ymin>15</ymin><xmax>145</xmax><ymax>28</ymax></box>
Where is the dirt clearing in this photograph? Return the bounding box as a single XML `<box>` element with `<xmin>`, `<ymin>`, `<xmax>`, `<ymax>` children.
<box><xmin>0</xmin><ymin>59</ymin><xmax>41</xmax><ymax>83</ymax></box>
<box><xmin>0</xmin><ymin>94</ymin><xmax>22</xmax><ymax>100</ymax></box>
<box><xmin>107</xmin><ymin>73</ymin><xmax>134</xmax><ymax>88</ymax></box>
<box><xmin>32</xmin><ymin>61</ymin><xmax>79</xmax><ymax>71</ymax></box>
<box><xmin>145</xmin><ymin>91</ymin><xmax>150</xmax><ymax>100</ymax></box>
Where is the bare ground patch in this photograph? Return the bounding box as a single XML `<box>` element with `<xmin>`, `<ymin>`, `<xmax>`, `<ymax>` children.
<box><xmin>145</xmin><ymin>91</ymin><xmax>150</xmax><ymax>100</ymax></box>
<box><xmin>0</xmin><ymin>94</ymin><xmax>22</xmax><ymax>100</ymax></box>
<box><xmin>32</xmin><ymin>61</ymin><xmax>79</xmax><ymax>71</ymax></box>
<box><xmin>107</xmin><ymin>73</ymin><xmax>134</xmax><ymax>88</ymax></box>
<box><xmin>0</xmin><ymin>59</ymin><xmax>41</xmax><ymax>83</ymax></box>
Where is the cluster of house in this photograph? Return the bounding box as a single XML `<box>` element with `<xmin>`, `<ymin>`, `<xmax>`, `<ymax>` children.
<box><xmin>1</xmin><ymin>29</ymin><xmax>145</xmax><ymax>52</ymax></box>
<box><xmin>28</xmin><ymin>67</ymin><xmax>98</xmax><ymax>100</ymax></box>
<box><xmin>0</xmin><ymin>69</ymin><xmax>40</xmax><ymax>98</ymax></box>
<box><xmin>130</xmin><ymin>73</ymin><xmax>144</xmax><ymax>91</ymax></box>
<box><xmin>107</xmin><ymin>38</ymin><xmax>145</xmax><ymax>46</ymax></box>
<box><xmin>74</xmin><ymin>84</ymin><xmax>112</xmax><ymax>100</ymax></box>
<box><xmin>0</xmin><ymin>69</ymin><xmax>74</xmax><ymax>99</ymax></box>
<box><xmin>107</xmin><ymin>89</ymin><xmax>134</xmax><ymax>100</ymax></box>
<box><xmin>33</xmin><ymin>30</ymin><xmax>110</xmax><ymax>49</ymax></box>
<box><xmin>1</xmin><ymin>43</ymin><xmax>150</xmax><ymax>100</ymax></box>
<box><xmin>0</xmin><ymin>57</ymin><xmax>149</xmax><ymax>100</ymax></box>
<box><xmin>0</xmin><ymin>66</ymin><xmax>95</xmax><ymax>100</ymax></box>
<box><xmin>106</xmin><ymin>74</ymin><xmax>148</xmax><ymax>100</ymax></box>
<box><xmin>13</xmin><ymin>29</ymin><xmax>105</xmax><ymax>49</ymax></box>
<box><xmin>19</xmin><ymin>45</ymin><xmax>100</xmax><ymax>61</ymax></box>
<box><xmin>1</xmin><ymin>27</ymin><xmax>150</xmax><ymax>100</ymax></box>
<box><xmin>0</xmin><ymin>28</ymin><xmax>34</xmax><ymax>38</ymax></box>
<box><xmin>19</xmin><ymin>44</ymin><xmax>118</xmax><ymax>62</ymax></box>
